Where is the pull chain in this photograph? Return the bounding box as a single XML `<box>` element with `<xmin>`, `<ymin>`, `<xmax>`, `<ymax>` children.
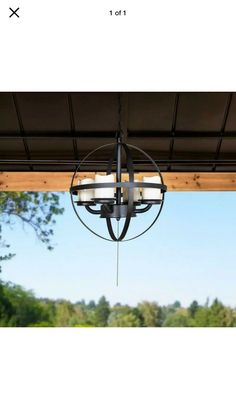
<box><xmin>116</xmin><ymin>93</ymin><xmax>122</xmax><ymax>286</ymax></box>
<box><xmin>116</xmin><ymin>220</ymin><xmax>120</xmax><ymax>286</ymax></box>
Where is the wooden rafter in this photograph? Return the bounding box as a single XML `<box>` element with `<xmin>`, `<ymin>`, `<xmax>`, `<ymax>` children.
<box><xmin>1</xmin><ymin>172</ymin><xmax>236</xmax><ymax>192</ymax></box>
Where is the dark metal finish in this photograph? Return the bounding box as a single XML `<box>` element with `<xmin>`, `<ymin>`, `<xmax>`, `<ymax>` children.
<box><xmin>101</xmin><ymin>204</ymin><xmax>136</xmax><ymax>219</ymax></box>
<box><xmin>106</xmin><ymin>140</ymin><xmax>135</xmax><ymax>240</ymax></box>
<box><xmin>139</xmin><ymin>199</ymin><xmax>162</xmax><ymax>205</ymax></box>
<box><xmin>134</xmin><ymin>204</ymin><xmax>152</xmax><ymax>214</ymax></box>
<box><xmin>70</xmin><ymin>141</ymin><xmax>166</xmax><ymax>242</ymax></box>
<box><xmin>116</xmin><ymin>138</ymin><xmax>122</xmax><ymax>205</ymax></box>
<box><xmin>115</xmin><ymin>142</ymin><xmax>134</xmax><ymax>240</ymax></box>
<box><xmin>85</xmin><ymin>206</ymin><xmax>101</xmax><ymax>215</ymax></box>
<box><xmin>93</xmin><ymin>198</ymin><xmax>115</xmax><ymax>204</ymax></box>
<box><xmin>71</xmin><ymin>182</ymin><xmax>167</xmax><ymax>193</ymax></box>
<box><xmin>75</xmin><ymin>201</ymin><xmax>96</xmax><ymax>206</ymax></box>
<box><xmin>70</xmin><ymin>143</ymin><xmax>119</xmax><ymax>242</ymax></box>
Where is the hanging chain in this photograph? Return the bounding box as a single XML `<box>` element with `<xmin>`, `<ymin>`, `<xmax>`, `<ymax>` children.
<box><xmin>116</xmin><ymin>221</ymin><xmax>120</xmax><ymax>286</ymax></box>
<box><xmin>118</xmin><ymin>92</ymin><xmax>123</xmax><ymax>141</ymax></box>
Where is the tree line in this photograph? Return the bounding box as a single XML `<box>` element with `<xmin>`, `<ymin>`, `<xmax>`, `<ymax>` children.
<box><xmin>1</xmin><ymin>280</ymin><xmax>236</xmax><ymax>327</ymax></box>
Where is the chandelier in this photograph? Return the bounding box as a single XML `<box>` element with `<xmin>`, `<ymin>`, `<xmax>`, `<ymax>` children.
<box><xmin>70</xmin><ymin>135</ymin><xmax>167</xmax><ymax>242</ymax></box>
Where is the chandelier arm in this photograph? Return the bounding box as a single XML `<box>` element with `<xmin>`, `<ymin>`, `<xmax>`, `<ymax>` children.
<box><xmin>85</xmin><ymin>206</ymin><xmax>102</xmax><ymax>215</ymax></box>
<box><xmin>123</xmin><ymin>193</ymin><xmax>165</xmax><ymax>242</ymax></box>
<box><xmin>133</xmin><ymin>204</ymin><xmax>152</xmax><ymax>214</ymax></box>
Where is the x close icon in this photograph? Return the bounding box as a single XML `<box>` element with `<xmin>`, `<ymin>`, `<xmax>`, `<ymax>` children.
<box><xmin>9</xmin><ymin>7</ymin><xmax>20</xmax><ymax>18</ymax></box>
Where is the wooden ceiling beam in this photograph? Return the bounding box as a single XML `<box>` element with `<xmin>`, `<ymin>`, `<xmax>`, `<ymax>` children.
<box><xmin>1</xmin><ymin>172</ymin><xmax>236</xmax><ymax>192</ymax></box>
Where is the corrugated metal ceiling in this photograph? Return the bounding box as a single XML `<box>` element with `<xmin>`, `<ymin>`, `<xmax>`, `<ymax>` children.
<box><xmin>0</xmin><ymin>92</ymin><xmax>236</xmax><ymax>172</ymax></box>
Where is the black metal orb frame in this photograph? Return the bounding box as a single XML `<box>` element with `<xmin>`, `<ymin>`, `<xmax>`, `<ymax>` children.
<box><xmin>70</xmin><ymin>138</ymin><xmax>167</xmax><ymax>242</ymax></box>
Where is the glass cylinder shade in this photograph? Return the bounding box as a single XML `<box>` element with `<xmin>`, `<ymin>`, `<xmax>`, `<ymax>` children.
<box><xmin>94</xmin><ymin>174</ymin><xmax>115</xmax><ymax>199</ymax></box>
<box><xmin>79</xmin><ymin>178</ymin><xmax>95</xmax><ymax>202</ymax></box>
<box><xmin>142</xmin><ymin>175</ymin><xmax>162</xmax><ymax>200</ymax></box>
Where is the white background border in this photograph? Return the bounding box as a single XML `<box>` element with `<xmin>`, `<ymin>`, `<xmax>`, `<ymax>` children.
<box><xmin>1</xmin><ymin>329</ymin><xmax>236</xmax><ymax>419</ymax></box>
<box><xmin>0</xmin><ymin>0</ymin><xmax>236</xmax><ymax>91</ymax></box>
<box><xmin>1</xmin><ymin>0</ymin><xmax>236</xmax><ymax>417</ymax></box>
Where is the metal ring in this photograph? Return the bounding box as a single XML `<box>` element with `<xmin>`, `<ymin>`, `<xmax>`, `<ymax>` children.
<box><xmin>71</xmin><ymin>182</ymin><xmax>167</xmax><ymax>192</ymax></box>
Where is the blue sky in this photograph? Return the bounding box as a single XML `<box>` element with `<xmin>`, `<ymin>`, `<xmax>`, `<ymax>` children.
<box><xmin>2</xmin><ymin>191</ymin><xmax>236</xmax><ymax>307</ymax></box>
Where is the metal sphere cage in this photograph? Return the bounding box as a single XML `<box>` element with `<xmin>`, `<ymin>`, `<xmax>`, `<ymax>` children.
<box><xmin>70</xmin><ymin>141</ymin><xmax>167</xmax><ymax>242</ymax></box>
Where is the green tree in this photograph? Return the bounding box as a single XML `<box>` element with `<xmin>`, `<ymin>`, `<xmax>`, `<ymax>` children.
<box><xmin>0</xmin><ymin>192</ymin><xmax>64</xmax><ymax>258</ymax></box>
<box><xmin>192</xmin><ymin>307</ymin><xmax>209</xmax><ymax>326</ymax></box>
<box><xmin>194</xmin><ymin>299</ymin><xmax>235</xmax><ymax>327</ymax></box>
<box><xmin>108</xmin><ymin>305</ymin><xmax>141</xmax><ymax>327</ymax></box>
<box><xmin>1</xmin><ymin>281</ymin><xmax>49</xmax><ymax>326</ymax></box>
<box><xmin>87</xmin><ymin>300</ymin><xmax>96</xmax><ymax>310</ymax></box>
<box><xmin>0</xmin><ymin>192</ymin><xmax>64</xmax><ymax>326</ymax></box>
<box><xmin>39</xmin><ymin>298</ymin><xmax>57</xmax><ymax>326</ymax></box>
<box><xmin>109</xmin><ymin>312</ymin><xmax>141</xmax><ymax>327</ymax></box>
<box><xmin>172</xmin><ymin>301</ymin><xmax>181</xmax><ymax>309</ymax></box>
<box><xmin>93</xmin><ymin>296</ymin><xmax>110</xmax><ymax>327</ymax></box>
<box><xmin>55</xmin><ymin>300</ymin><xmax>75</xmax><ymax>327</ymax></box>
<box><xmin>163</xmin><ymin>308</ymin><xmax>193</xmax><ymax>327</ymax></box>
<box><xmin>188</xmin><ymin>300</ymin><xmax>199</xmax><ymax>317</ymax></box>
<box><xmin>69</xmin><ymin>304</ymin><xmax>91</xmax><ymax>327</ymax></box>
<box><xmin>0</xmin><ymin>280</ymin><xmax>15</xmax><ymax>325</ymax></box>
<box><xmin>138</xmin><ymin>301</ymin><xmax>162</xmax><ymax>327</ymax></box>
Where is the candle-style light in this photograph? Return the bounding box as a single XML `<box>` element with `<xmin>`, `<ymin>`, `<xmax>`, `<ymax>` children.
<box><xmin>94</xmin><ymin>174</ymin><xmax>115</xmax><ymax>200</ymax></box>
<box><xmin>79</xmin><ymin>178</ymin><xmax>94</xmax><ymax>202</ymax></box>
<box><xmin>142</xmin><ymin>175</ymin><xmax>162</xmax><ymax>201</ymax></box>
<box><xmin>71</xmin><ymin>145</ymin><xmax>166</xmax><ymax>241</ymax></box>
